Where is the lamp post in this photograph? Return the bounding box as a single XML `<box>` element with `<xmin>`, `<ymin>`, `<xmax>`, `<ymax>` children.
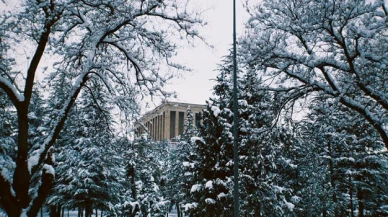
<box><xmin>232</xmin><ymin>0</ymin><xmax>239</xmax><ymax>216</ymax></box>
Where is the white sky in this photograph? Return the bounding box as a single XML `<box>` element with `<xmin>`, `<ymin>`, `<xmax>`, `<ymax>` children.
<box><xmin>1</xmin><ymin>0</ymin><xmax>251</xmax><ymax>113</ymax></box>
<box><xmin>145</xmin><ymin>0</ymin><xmax>251</xmax><ymax>111</ymax></box>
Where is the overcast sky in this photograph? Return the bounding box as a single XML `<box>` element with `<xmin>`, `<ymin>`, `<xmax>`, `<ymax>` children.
<box><xmin>1</xmin><ymin>0</ymin><xmax>251</xmax><ymax>112</ymax></box>
<box><xmin>146</xmin><ymin>0</ymin><xmax>251</xmax><ymax>111</ymax></box>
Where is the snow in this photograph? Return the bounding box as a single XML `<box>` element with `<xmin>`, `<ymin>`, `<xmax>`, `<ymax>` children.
<box><xmin>191</xmin><ymin>136</ymin><xmax>204</xmax><ymax>144</ymax></box>
<box><xmin>1</xmin><ymin>168</ymin><xmax>11</xmax><ymax>182</ymax></box>
<box><xmin>274</xmin><ymin>185</ymin><xmax>286</xmax><ymax>193</ymax></box>
<box><xmin>291</xmin><ymin>195</ymin><xmax>301</xmax><ymax>203</ymax></box>
<box><xmin>205</xmin><ymin>198</ymin><xmax>216</xmax><ymax>204</ymax></box>
<box><xmin>211</xmin><ymin>106</ymin><xmax>221</xmax><ymax>117</ymax></box>
<box><xmin>20</xmin><ymin>209</ymin><xmax>28</xmax><ymax>217</ymax></box>
<box><xmin>336</xmin><ymin>157</ymin><xmax>355</xmax><ymax>163</ymax></box>
<box><xmin>123</xmin><ymin>201</ymin><xmax>140</xmax><ymax>213</ymax></box>
<box><xmin>155</xmin><ymin>200</ymin><xmax>169</xmax><ymax>209</ymax></box>
<box><xmin>28</xmin><ymin>153</ymin><xmax>40</xmax><ymax>173</ymax></box>
<box><xmin>190</xmin><ymin>184</ymin><xmax>202</xmax><ymax>193</ymax></box>
<box><xmin>43</xmin><ymin>164</ymin><xmax>55</xmax><ymax>177</ymax></box>
<box><xmin>184</xmin><ymin>202</ymin><xmax>198</xmax><ymax>211</ymax></box>
<box><xmin>153</xmin><ymin>183</ymin><xmax>159</xmax><ymax>191</ymax></box>
<box><xmin>0</xmin><ymin>77</ymin><xmax>25</xmax><ymax>102</ymax></box>
<box><xmin>205</xmin><ymin>180</ymin><xmax>213</xmax><ymax>189</ymax></box>
<box><xmin>217</xmin><ymin>192</ymin><xmax>227</xmax><ymax>199</ymax></box>
<box><xmin>283</xmin><ymin>199</ymin><xmax>295</xmax><ymax>211</ymax></box>
<box><xmin>183</xmin><ymin>161</ymin><xmax>190</xmax><ymax>167</ymax></box>
<box><xmin>238</xmin><ymin>100</ymin><xmax>248</xmax><ymax>107</ymax></box>
<box><xmin>226</xmin><ymin>159</ymin><xmax>234</xmax><ymax>166</ymax></box>
<box><xmin>28</xmin><ymin>112</ymin><xmax>37</xmax><ymax>119</ymax></box>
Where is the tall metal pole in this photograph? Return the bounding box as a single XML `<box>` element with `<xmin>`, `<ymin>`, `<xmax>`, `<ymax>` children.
<box><xmin>232</xmin><ymin>0</ymin><xmax>239</xmax><ymax>216</ymax></box>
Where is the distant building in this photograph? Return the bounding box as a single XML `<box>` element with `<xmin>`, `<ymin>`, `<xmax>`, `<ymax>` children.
<box><xmin>135</xmin><ymin>101</ymin><xmax>206</xmax><ymax>142</ymax></box>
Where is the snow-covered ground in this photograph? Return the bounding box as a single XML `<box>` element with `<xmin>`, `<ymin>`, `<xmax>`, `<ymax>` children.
<box><xmin>0</xmin><ymin>209</ymin><xmax>181</xmax><ymax>217</ymax></box>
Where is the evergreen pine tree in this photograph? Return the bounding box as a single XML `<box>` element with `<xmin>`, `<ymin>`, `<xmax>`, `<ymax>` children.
<box><xmin>49</xmin><ymin>80</ymin><xmax>124</xmax><ymax>215</ymax></box>
<box><xmin>164</xmin><ymin>106</ymin><xmax>199</xmax><ymax>216</ymax></box>
<box><xmin>186</xmin><ymin>52</ymin><xmax>299</xmax><ymax>216</ymax></box>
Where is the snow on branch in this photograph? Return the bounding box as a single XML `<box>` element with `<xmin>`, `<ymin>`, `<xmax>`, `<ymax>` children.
<box><xmin>43</xmin><ymin>164</ymin><xmax>55</xmax><ymax>178</ymax></box>
<box><xmin>29</xmin><ymin>70</ymin><xmax>92</xmax><ymax>176</ymax></box>
<box><xmin>0</xmin><ymin>76</ymin><xmax>24</xmax><ymax>104</ymax></box>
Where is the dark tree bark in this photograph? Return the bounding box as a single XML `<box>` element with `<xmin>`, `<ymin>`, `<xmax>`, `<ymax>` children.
<box><xmin>357</xmin><ymin>187</ymin><xmax>364</xmax><ymax>217</ymax></box>
<box><xmin>50</xmin><ymin>205</ymin><xmax>58</xmax><ymax>217</ymax></box>
<box><xmin>349</xmin><ymin>174</ymin><xmax>355</xmax><ymax>217</ymax></box>
<box><xmin>0</xmin><ymin>0</ymin><xmax>203</xmax><ymax>215</ymax></box>
<box><xmin>176</xmin><ymin>202</ymin><xmax>181</xmax><ymax>217</ymax></box>
<box><xmin>56</xmin><ymin>205</ymin><xmax>62</xmax><ymax>217</ymax></box>
<box><xmin>85</xmin><ymin>201</ymin><xmax>92</xmax><ymax>217</ymax></box>
<box><xmin>328</xmin><ymin>140</ymin><xmax>339</xmax><ymax>217</ymax></box>
<box><xmin>28</xmin><ymin>149</ymin><xmax>55</xmax><ymax>217</ymax></box>
<box><xmin>255</xmin><ymin>203</ymin><xmax>261</xmax><ymax>217</ymax></box>
<box><xmin>0</xmin><ymin>3</ymin><xmax>61</xmax><ymax>216</ymax></box>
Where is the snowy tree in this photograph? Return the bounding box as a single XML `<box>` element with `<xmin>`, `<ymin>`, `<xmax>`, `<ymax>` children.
<box><xmin>242</xmin><ymin>0</ymin><xmax>388</xmax><ymax>149</ymax></box>
<box><xmin>0</xmin><ymin>89</ymin><xmax>17</xmax><ymax>212</ymax></box>
<box><xmin>119</xmin><ymin>135</ymin><xmax>169</xmax><ymax>217</ymax></box>
<box><xmin>0</xmin><ymin>0</ymin><xmax>203</xmax><ymax>216</ymax></box>
<box><xmin>184</xmin><ymin>57</ymin><xmax>236</xmax><ymax>216</ymax></box>
<box><xmin>296</xmin><ymin>96</ymin><xmax>388</xmax><ymax>216</ymax></box>
<box><xmin>163</xmin><ymin>106</ymin><xmax>198</xmax><ymax>217</ymax></box>
<box><xmin>185</xmin><ymin>52</ymin><xmax>294</xmax><ymax>216</ymax></box>
<box><xmin>48</xmin><ymin>80</ymin><xmax>125</xmax><ymax>216</ymax></box>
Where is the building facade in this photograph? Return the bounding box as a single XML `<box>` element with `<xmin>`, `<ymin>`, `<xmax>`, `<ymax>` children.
<box><xmin>135</xmin><ymin>101</ymin><xmax>206</xmax><ymax>142</ymax></box>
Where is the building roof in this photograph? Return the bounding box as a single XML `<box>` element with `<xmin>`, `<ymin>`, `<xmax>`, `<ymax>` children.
<box><xmin>140</xmin><ymin>101</ymin><xmax>206</xmax><ymax>121</ymax></box>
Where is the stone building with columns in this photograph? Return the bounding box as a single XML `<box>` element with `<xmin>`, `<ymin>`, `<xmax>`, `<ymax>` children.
<box><xmin>135</xmin><ymin>101</ymin><xmax>206</xmax><ymax>142</ymax></box>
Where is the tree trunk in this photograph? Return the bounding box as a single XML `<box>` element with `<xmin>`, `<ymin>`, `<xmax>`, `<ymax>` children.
<box><xmin>85</xmin><ymin>202</ymin><xmax>92</xmax><ymax>217</ymax></box>
<box><xmin>56</xmin><ymin>205</ymin><xmax>62</xmax><ymax>217</ymax></box>
<box><xmin>328</xmin><ymin>139</ymin><xmax>338</xmax><ymax>217</ymax></box>
<box><xmin>349</xmin><ymin>175</ymin><xmax>355</xmax><ymax>217</ymax></box>
<box><xmin>13</xmin><ymin>111</ymin><xmax>30</xmax><ymax>212</ymax></box>
<box><xmin>131</xmin><ymin>173</ymin><xmax>137</xmax><ymax>199</ymax></box>
<box><xmin>28</xmin><ymin>151</ymin><xmax>55</xmax><ymax>217</ymax></box>
<box><xmin>357</xmin><ymin>187</ymin><xmax>364</xmax><ymax>217</ymax></box>
<box><xmin>50</xmin><ymin>205</ymin><xmax>57</xmax><ymax>217</ymax></box>
<box><xmin>176</xmin><ymin>202</ymin><xmax>181</xmax><ymax>217</ymax></box>
<box><xmin>255</xmin><ymin>202</ymin><xmax>261</xmax><ymax>217</ymax></box>
<box><xmin>0</xmin><ymin>175</ymin><xmax>20</xmax><ymax>217</ymax></box>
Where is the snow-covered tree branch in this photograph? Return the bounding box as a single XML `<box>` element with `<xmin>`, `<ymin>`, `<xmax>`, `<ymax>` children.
<box><xmin>243</xmin><ymin>0</ymin><xmax>388</xmax><ymax>148</ymax></box>
<box><xmin>0</xmin><ymin>0</ymin><xmax>203</xmax><ymax>216</ymax></box>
